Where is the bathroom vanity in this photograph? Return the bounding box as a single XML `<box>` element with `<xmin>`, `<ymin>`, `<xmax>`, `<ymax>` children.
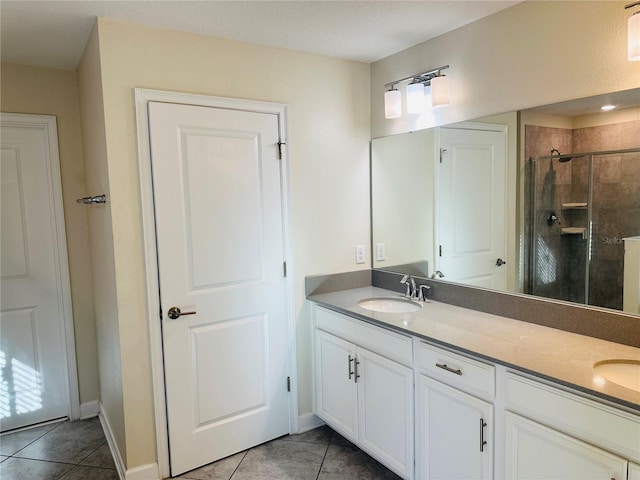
<box><xmin>308</xmin><ymin>285</ymin><xmax>640</xmax><ymax>480</ymax></box>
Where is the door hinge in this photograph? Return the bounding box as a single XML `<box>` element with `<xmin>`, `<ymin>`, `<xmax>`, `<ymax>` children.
<box><xmin>440</xmin><ymin>148</ymin><xmax>447</xmax><ymax>163</ymax></box>
<box><xmin>283</xmin><ymin>261</ymin><xmax>287</xmax><ymax>277</ymax></box>
<box><xmin>287</xmin><ymin>376</ymin><xmax>291</xmax><ymax>392</ymax></box>
<box><xmin>278</xmin><ymin>141</ymin><xmax>286</xmax><ymax>160</ymax></box>
<box><xmin>439</xmin><ymin>245</ymin><xmax>443</xmax><ymax>257</ymax></box>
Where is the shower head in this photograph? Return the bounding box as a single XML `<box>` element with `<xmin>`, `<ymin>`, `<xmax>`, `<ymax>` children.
<box><xmin>550</xmin><ymin>147</ymin><xmax>572</xmax><ymax>162</ymax></box>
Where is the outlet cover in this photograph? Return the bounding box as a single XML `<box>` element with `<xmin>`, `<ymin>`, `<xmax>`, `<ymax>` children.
<box><xmin>376</xmin><ymin>243</ymin><xmax>385</xmax><ymax>261</ymax></box>
<box><xmin>355</xmin><ymin>245</ymin><xmax>366</xmax><ymax>264</ymax></box>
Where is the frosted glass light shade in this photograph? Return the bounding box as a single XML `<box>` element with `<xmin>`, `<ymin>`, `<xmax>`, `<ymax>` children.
<box><xmin>384</xmin><ymin>89</ymin><xmax>402</xmax><ymax>119</ymax></box>
<box><xmin>630</xmin><ymin>11</ymin><xmax>640</xmax><ymax>61</ymax></box>
<box><xmin>406</xmin><ymin>82</ymin><xmax>425</xmax><ymax>114</ymax></box>
<box><xmin>431</xmin><ymin>75</ymin><xmax>450</xmax><ymax>107</ymax></box>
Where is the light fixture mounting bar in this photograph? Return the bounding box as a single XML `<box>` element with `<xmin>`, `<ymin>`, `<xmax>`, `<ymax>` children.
<box><xmin>384</xmin><ymin>65</ymin><xmax>449</xmax><ymax>89</ymax></box>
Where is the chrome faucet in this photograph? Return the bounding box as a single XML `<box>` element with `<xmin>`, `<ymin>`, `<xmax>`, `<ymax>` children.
<box><xmin>401</xmin><ymin>275</ymin><xmax>429</xmax><ymax>301</ymax></box>
<box><xmin>400</xmin><ymin>275</ymin><xmax>413</xmax><ymax>298</ymax></box>
<box><xmin>417</xmin><ymin>284</ymin><xmax>431</xmax><ymax>302</ymax></box>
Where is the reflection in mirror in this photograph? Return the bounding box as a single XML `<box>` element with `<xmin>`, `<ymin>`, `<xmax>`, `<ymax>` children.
<box><xmin>371</xmin><ymin>88</ymin><xmax>640</xmax><ymax>315</ymax></box>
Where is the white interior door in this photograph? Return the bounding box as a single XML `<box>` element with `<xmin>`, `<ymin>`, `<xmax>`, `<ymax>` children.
<box><xmin>148</xmin><ymin>101</ymin><xmax>290</xmax><ymax>476</ymax></box>
<box><xmin>437</xmin><ymin>126</ymin><xmax>506</xmax><ymax>290</ymax></box>
<box><xmin>0</xmin><ymin>114</ymin><xmax>73</xmax><ymax>431</ymax></box>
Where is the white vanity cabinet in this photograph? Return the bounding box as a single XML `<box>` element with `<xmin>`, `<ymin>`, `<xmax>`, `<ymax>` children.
<box><xmin>416</xmin><ymin>341</ymin><xmax>495</xmax><ymax>480</ymax></box>
<box><xmin>313</xmin><ymin>306</ymin><xmax>414</xmax><ymax>479</ymax></box>
<box><xmin>504</xmin><ymin>412</ymin><xmax>628</xmax><ymax>479</ymax></box>
<box><xmin>505</xmin><ymin>373</ymin><xmax>640</xmax><ymax>480</ymax></box>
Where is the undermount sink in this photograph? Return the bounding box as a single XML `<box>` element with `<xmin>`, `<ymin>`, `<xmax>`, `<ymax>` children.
<box><xmin>357</xmin><ymin>297</ymin><xmax>422</xmax><ymax>314</ymax></box>
<box><xmin>593</xmin><ymin>360</ymin><xmax>640</xmax><ymax>392</ymax></box>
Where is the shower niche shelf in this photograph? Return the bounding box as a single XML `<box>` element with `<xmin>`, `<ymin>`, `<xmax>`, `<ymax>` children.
<box><xmin>561</xmin><ymin>227</ymin><xmax>587</xmax><ymax>238</ymax></box>
<box><xmin>562</xmin><ymin>202</ymin><xmax>588</xmax><ymax>210</ymax></box>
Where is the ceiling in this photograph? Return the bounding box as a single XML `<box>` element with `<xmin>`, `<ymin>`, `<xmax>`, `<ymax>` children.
<box><xmin>1</xmin><ymin>0</ymin><xmax>521</xmax><ymax>70</ymax></box>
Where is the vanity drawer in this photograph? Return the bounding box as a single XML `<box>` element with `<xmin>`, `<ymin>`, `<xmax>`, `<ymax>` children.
<box><xmin>417</xmin><ymin>341</ymin><xmax>495</xmax><ymax>399</ymax></box>
<box><xmin>313</xmin><ymin>306</ymin><xmax>413</xmax><ymax>366</ymax></box>
<box><xmin>506</xmin><ymin>372</ymin><xmax>640</xmax><ymax>463</ymax></box>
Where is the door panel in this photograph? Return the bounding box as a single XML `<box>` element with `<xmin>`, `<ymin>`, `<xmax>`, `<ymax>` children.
<box><xmin>1</xmin><ymin>118</ymin><xmax>71</xmax><ymax>431</ymax></box>
<box><xmin>148</xmin><ymin>102</ymin><xmax>289</xmax><ymax>476</ymax></box>
<box><xmin>418</xmin><ymin>375</ymin><xmax>493</xmax><ymax>480</ymax></box>
<box><xmin>314</xmin><ymin>330</ymin><xmax>358</xmax><ymax>442</ymax></box>
<box><xmin>504</xmin><ymin>412</ymin><xmax>627</xmax><ymax>479</ymax></box>
<box><xmin>438</xmin><ymin>127</ymin><xmax>506</xmax><ymax>290</ymax></box>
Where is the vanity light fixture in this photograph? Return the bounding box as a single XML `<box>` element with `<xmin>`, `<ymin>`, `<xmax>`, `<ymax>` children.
<box><xmin>384</xmin><ymin>87</ymin><xmax>402</xmax><ymax>119</ymax></box>
<box><xmin>384</xmin><ymin>65</ymin><xmax>450</xmax><ymax>118</ymax></box>
<box><xmin>627</xmin><ymin>1</ymin><xmax>640</xmax><ymax>61</ymax></box>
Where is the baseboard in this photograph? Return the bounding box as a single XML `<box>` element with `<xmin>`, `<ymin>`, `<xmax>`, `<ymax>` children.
<box><xmin>98</xmin><ymin>403</ymin><xmax>127</xmax><ymax>480</ymax></box>
<box><xmin>297</xmin><ymin>412</ymin><xmax>325</xmax><ymax>433</ymax></box>
<box><xmin>79</xmin><ymin>400</ymin><xmax>100</xmax><ymax>419</ymax></box>
<box><xmin>125</xmin><ymin>463</ymin><xmax>160</xmax><ymax>480</ymax></box>
<box><xmin>98</xmin><ymin>402</ymin><xmax>160</xmax><ymax>480</ymax></box>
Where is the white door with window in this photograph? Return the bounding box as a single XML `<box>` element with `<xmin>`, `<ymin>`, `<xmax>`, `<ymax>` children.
<box><xmin>0</xmin><ymin>114</ymin><xmax>74</xmax><ymax>431</ymax></box>
<box><xmin>148</xmin><ymin>101</ymin><xmax>291</xmax><ymax>476</ymax></box>
<box><xmin>437</xmin><ymin>126</ymin><xmax>507</xmax><ymax>290</ymax></box>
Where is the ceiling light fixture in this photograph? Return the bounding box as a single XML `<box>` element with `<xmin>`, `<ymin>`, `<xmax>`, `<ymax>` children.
<box><xmin>601</xmin><ymin>104</ymin><xmax>617</xmax><ymax>111</ymax></box>
<box><xmin>627</xmin><ymin>1</ymin><xmax>640</xmax><ymax>61</ymax></box>
<box><xmin>384</xmin><ymin>65</ymin><xmax>450</xmax><ymax>119</ymax></box>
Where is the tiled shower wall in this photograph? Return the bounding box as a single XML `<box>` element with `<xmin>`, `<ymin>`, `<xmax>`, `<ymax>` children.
<box><xmin>525</xmin><ymin>120</ymin><xmax>640</xmax><ymax>310</ymax></box>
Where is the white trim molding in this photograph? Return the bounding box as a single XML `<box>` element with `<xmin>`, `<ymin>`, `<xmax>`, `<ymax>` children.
<box><xmin>0</xmin><ymin>113</ymin><xmax>80</xmax><ymax>423</ymax></box>
<box><xmin>298</xmin><ymin>413</ymin><xmax>325</xmax><ymax>434</ymax></box>
<box><xmin>79</xmin><ymin>401</ymin><xmax>100</xmax><ymax>419</ymax></box>
<box><xmin>134</xmin><ymin>88</ymin><xmax>298</xmax><ymax>479</ymax></box>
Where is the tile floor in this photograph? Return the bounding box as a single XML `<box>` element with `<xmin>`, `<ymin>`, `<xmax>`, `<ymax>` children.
<box><xmin>0</xmin><ymin>417</ymin><xmax>118</xmax><ymax>479</ymax></box>
<box><xmin>0</xmin><ymin>420</ymin><xmax>400</xmax><ymax>480</ymax></box>
<box><xmin>177</xmin><ymin>426</ymin><xmax>401</xmax><ymax>480</ymax></box>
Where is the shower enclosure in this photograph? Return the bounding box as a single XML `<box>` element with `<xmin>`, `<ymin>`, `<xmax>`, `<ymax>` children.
<box><xmin>527</xmin><ymin>146</ymin><xmax>640</xmax><ymax>311</ymax></box>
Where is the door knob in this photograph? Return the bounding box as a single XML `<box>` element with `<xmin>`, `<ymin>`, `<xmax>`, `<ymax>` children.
<box><xmin>167</xmin><ymin>306</ymin><xmax>196</xmax><ymax>319</ymax></box>
<box><xmin>495</xmin><ymin>258</ymin><xmax>506</xmax><ymax>267</ymax></box>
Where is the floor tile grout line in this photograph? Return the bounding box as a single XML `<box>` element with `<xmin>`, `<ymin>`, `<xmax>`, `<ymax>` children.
<box><xmin>227</xmin><ymin>449</ymin><xmax>249</xmax><ymax>480</ymax></box>
<box><xmin>315</xmin><ymin>433</ymin><xmax>333</xmax><ymax>480</ymax></box>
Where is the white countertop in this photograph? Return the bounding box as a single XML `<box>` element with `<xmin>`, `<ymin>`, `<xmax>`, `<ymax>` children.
<box><xmin>308</xmin><ymin>286</ymin><xmax>640</xmax><ymax>411</ymax></box>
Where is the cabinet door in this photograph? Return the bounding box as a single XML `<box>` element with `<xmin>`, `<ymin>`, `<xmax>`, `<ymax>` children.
<box><xmin>357</xmin><ymin>347</ymin><xmax>414</xmax><ymax>479</ymax></box>
<box><xmin>314</xmin><ymin>330</ymin><xmax>358</xmax><ymax>442</ymax></box>
<box><xmin>629</xmin><ymin>462</ymin><xmax>640</xmax><ymax>480</ymax></box>
<box><xmin>504</xmin><ymin>412</ymin><xmax>628</xmax><ymax>480</ymax></box>
<box><xmin>417</xmin><ymin>375</ymin><xmax>493</xmax><ymax>480</ymax></box>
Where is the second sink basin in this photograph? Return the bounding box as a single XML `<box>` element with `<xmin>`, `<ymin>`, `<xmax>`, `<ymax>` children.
<box><xmin>357</xmin><ymin>297</ymin><xmax>422</xmax><ymax>313</ymax></box>
<box><xmin>593</xmin><ymin>359</ymin><xmax>640</xmax><ymax>392</ymax></box>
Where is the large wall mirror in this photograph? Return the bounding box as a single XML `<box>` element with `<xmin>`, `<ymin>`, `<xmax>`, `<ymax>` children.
<box><xmin>371</xmin><ymin>87</ymin><xmax>640</xmax><ymax>316</ymax></box>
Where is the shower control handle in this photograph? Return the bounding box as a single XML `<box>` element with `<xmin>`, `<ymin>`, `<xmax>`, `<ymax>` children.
<box><xmin>495</xmin><ymin>258</ymin><xmax>506</xmax><ymax>267</ymax></box>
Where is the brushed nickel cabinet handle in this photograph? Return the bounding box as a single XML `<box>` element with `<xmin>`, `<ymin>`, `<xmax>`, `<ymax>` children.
<box><xmin>480</xmin><ymin>418</ymin><xmax>488</xmax><ymax>452</ymax></box>
<box><xmin>435</xmin><ymin>363</ymin><xmax>462</xmax><ymax>376</ymax></box>
<box><xmin>348</xmin><ymin>355</ymin><xmax>355</xmax><ymax>380</ymax></box>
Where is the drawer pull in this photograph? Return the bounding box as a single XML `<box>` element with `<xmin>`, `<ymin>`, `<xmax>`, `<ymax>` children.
<box><xmin>348</xmin><ymin>355</ymin><xmax>355</xmax><ymax>380</ymax></box>
<box><xmin>436</xmin><ymin>363</ymin><xmax>462</xmax><ymax>376</ymax></box>
<box><xmin>480</xmin><ymin>418</ymin><xmax>488</xmax><ymax>452</ymax></box>
<box><xmin>354</xmin><ymin>359</ymin><xmax>361</xmax><ymax>383</ymax></box>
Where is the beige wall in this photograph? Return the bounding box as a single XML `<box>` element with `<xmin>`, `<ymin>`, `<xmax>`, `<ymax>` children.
<box><xmin>86</xmin><ymin>17</ymin><xmax>370</xmax><ymax>469</ymax></box>
<box><xmin>77</xmin><ymin>26</ymin><xmax>127</xmax><ymax>463</ymax></box>
<box><xmin>0</xmin><ymin>63</ymin><xmax>100</xmax><ymax>406</ymax></box>
<box><xmin>371</xmin><ymin>1</ymin><xmax>640</xmax><ymax>138</ymax></box>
